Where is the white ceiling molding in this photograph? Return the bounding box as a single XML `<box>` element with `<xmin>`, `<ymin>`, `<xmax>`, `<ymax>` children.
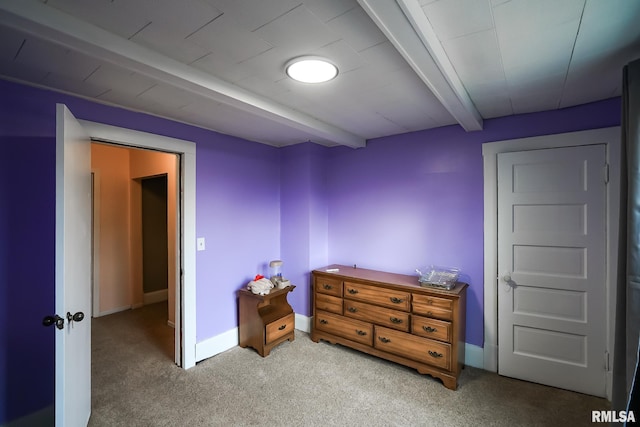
<box><xmin>358</xmin><ymin>0</ymin><xmax>483</xmax><ymax>131</ymax></box>
<box><xmin>0</xmin><ymin>0</ymin><xmax>366</xmax><ymax>148</ymax></box>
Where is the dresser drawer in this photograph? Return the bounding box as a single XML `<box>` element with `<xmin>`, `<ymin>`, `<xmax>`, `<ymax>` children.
<box><xmin>344</xmin><ymin>281</ymin><xmax>410</xmax><ymax>311</ymax></box>
<box><xmin>374</xmin><ymin>326</ymin><xmax>451</xmax><ymax>370</ymax></box>
<box><xmin>315</xmin><ymin>276</ymin><xmax>343</xmax><ymax>297</ymax></box>
<box><xmin>412</xmin><ymin>294</ymin><xmax>453</xmax><ymax>321</ymax></box>
<box><xmin>344</xmin><ymin>300</ymin><xmax>409</xmax><ymax>332</ymax></box>
<box><xmin>315</xmin><ymin>310</ymin><xmax>373</xmax><ymax>346</ymax></box>
<box><xmin>265</xmin><ymin>313</ymin><xmax>295</xmax><ymax>344</ymax></box>
<box><xmin>315</xmin><ymin>292</ymin><xmax>343</xmax><ymax>314</ymax></box>
<box><xmin>412</xmin><ymin>316</ymin><xmax>452</xmax><ymax>343</ymax></box>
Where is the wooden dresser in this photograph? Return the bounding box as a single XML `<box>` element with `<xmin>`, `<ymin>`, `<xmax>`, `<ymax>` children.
<box><xmin>311</xmin><ymin>265</ymin><xmax>467</xmax><ymax>390</ymax></box>
<box><xmin>238</xmin><ymin>285</ymin><xmax>296</xmax><ymax>357</ymax></box>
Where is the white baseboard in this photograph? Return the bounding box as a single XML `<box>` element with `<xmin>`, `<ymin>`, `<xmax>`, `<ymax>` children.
<box><xmin>464</xmin><ymin>343</ymin><xmax>484</xmax><ymax>368</ymax></box>
<box><xmin>295</xmin><ymin>313</ymin><xmax>311</xmax><ymax>333</ymax></box>
<box><xmin>144</xmin><ymin>289</ymin><xmax>168</xmax><ymax>305</ymax></box>
<box><xmin>195</xmin><ymin>327</ymin><xmax>239</xmax><ymax>363</ymax></box>
<box><xmin>94</xmin><ymin>305</ymin><xmax>131</xmax><ymax>317</ymax></box>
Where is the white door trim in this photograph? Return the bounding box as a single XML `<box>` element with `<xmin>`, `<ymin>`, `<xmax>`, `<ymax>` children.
<box><xmin>78</xmin><ymin>120</ymin><xmax>197</xmax><ymax>369</ymax></box>
<box><xmin>482</xmin><ymin>126</ymin><xmax>620</xmax><ymax>399</ymax></box>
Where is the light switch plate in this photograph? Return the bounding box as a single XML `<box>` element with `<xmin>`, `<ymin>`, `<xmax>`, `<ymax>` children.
<box><xmin>197</xmin><ymin>237</ymin><xmax>205</xmax><ymax>251</ymax></box>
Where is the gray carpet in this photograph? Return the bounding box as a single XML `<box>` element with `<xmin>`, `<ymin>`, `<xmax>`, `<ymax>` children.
<box><xmin>89</xmin><ymin>303</ymin><xmax>608</xmax><ymax>426</ymax></box>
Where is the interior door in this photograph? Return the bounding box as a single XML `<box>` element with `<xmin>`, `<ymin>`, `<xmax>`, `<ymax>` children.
<box><xmin>55</xmin><ymin>104</ymin><xmax>92</xmax><ymax>426</ymax></box>
<box><xmin>497</xmin><ymin>144</ymin><xmax>607</xmax><ymax>397</ymax></box>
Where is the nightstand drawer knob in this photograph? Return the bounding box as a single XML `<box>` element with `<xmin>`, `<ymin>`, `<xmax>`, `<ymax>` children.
<box><xmin>390</xmin><ymin>317</ymin><xmax>403</xmax><ymax>324</ymax></box>
<box><xmin>322</xmin><ymin>284</ymin><xmax>333</xmax><ymax>290</ymax></box>
<box><xmin>347</xmin><ymin>289</ymin><xmax>358</xmax><ymax>294</ymax></box>
<box><xmin>428</xmin><ymin>350</ymin><xmax>443</xmax><ymax>358</ymax></box>
<box><xmin>356</xmin><ymin>330</ymin><xmax>367</xmax><ymax>336</ymax></box>
<box><xmin>390</xmin><ymin>297</ymin><xmax>404</xmax><ymax>304</ymax></box>
<box><xmin>278</xmin><ymin>324</ymin><xmax>287</xmax><ymax>330</ymax></box>
<box><xmin>348</xmin><ymin>307</ymin><xmax>358</xmax><ymax>313</ymax></box>
<box><xmin>378</xmin><ymin>336</ymin><xmax>391</xmax><ymax>343</ymax></box>
<box><xmin>320</xmin><ymin>319</ymin><xmax>328</xmax><ymax>324</ymax></box>
<box><xmin>423</xmin><ymin>326</ymin><xmax>437</xmax><ymax>333</ymax></box>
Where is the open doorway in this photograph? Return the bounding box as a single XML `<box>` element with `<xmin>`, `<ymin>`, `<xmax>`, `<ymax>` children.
<box><xmin>91</xmin><ymin>142</ymin><xmax>180</xmax><ymax>363</ymax></box>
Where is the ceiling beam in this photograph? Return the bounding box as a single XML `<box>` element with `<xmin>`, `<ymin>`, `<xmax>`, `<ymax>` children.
<box><xmin>358</xmin><ymin>0</ymin><xmax>483</xmax><ymax>131</ymax></box>
<box><xmin>0</xmin><ymin>1</ymin><xmax>366</xmax><ymax>148</ymax></box>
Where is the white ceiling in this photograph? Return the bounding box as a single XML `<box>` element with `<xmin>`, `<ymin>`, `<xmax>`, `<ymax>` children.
<box><xmin>0</xmin><ymin>0</ymin><xmax>638</xmax><ymax>148</ymax></box>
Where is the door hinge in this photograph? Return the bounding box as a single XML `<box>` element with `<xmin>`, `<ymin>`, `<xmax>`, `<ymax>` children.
<box><xmin>604</xmin><ymin>163</ymin><xmax>609</xmax><ymax>184</ymax></box>
<box><xmin>605</xmin><ymin>351</ymin><xmax>610</xmax><ymax>371</ymax></box>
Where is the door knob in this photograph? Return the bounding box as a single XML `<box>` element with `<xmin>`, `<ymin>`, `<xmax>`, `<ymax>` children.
<box><xmin>500</xmin><ymin>272</ymin><xmax>512</xmax><ymax>282</ymax></box>
<box><xmin>43</xmin><ymin>315</ymin><xmax>65</xmax><ymax>330</ymax></box>
<box><xmin>67</xmin><ymin>311</ymin><xmax>85</xmax><ymax>322</ymax></box>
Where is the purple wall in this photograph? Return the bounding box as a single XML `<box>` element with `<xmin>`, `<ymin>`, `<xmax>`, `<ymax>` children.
<box><xmin>0</xmin><ymin>76</ymin><xmax>622</xmax><ymax>423</ymax></box>
<box><xmin>324</xmin><ymin>98</ymin><xmax>622</xmax><ymax>347</ymax></box>
<box><xmin>0</xmin><ymin>79</ymin><xmax>281</xmax><ymax>423</ymax></box>
<box><xmin>280</xmin><ymin>143</ymin><xmax>329</xmax><ymax>316</ymax></box>
<box><xmin>0</xmin><ymin>135</ymin><xmax>56</xmax><ymax>423</ymax></box>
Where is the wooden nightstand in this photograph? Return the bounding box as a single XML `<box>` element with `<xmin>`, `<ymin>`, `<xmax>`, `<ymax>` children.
<box><xmin>238</xmin><ymin>285</ymin><xmax>295</xmax><ymax>357</ymax></box>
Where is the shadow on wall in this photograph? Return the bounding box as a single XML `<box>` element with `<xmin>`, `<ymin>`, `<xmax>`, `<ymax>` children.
<box><xmin>0</xmin><ymin>136</ymin><xmax>56</xmax><ymax>424</ymax></box>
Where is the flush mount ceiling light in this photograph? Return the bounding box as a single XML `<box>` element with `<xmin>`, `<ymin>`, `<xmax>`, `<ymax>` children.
<box><xmin>285</xmin><ymin>56</ymin><xmax>338</xmax><ymax>83</ymax></box>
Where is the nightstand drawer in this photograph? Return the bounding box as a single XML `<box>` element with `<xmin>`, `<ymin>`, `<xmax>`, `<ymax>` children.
<box><xmin>315</xmin><ymin>292</ymin><xmax>343</xmax><ymax>314</ymax></box>
<box><xmin>265</xmin><ymin>313</ymin><xmax>295</xmax><ymax>344</ymax></box>
<box><xmin>315</xmin><ymin>310</ymin><xmax>373</xmax><ymax>346</ymax></box>
<box><xmin>374</xmin><ymin>326</ymin><xmax>451</xmax><ymax>370</ymax></box>
<box><xmin>344</xmin><ymin>281</ymin><xmax>410</xmax><ymax>311</ymax></box>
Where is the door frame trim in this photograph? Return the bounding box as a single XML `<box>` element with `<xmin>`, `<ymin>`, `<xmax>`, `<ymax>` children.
<box><xmin>482</xmin><ymin>126</ymin><xmax>620</xmax><ymax>399</ymax></box>
<box><xmin>79</xmin><ymin>120</ymin><xmax>197</xmax><ymax>369</ymax></box>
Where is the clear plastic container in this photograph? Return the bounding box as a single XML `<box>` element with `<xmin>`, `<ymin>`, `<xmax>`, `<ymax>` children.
<box><xmin>416</xmin><ymin>265</ymin><xmax>459</xmax><ymax>290</ymax></box>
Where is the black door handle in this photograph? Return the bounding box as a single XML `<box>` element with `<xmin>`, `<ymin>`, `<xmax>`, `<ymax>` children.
<box><xmin>67</xmin><ymin>311</ymin><xmax>85</xmax><ymax>322</ymax></box>
<box><xmin>43</xmin><ymin>312</ymin><xmax>84</xmax><ymax>330</ymax></box>
<box><xmin>43</xmin><ymin>315</ymin><xmax>65</xmax><ymax>330</ymax></box>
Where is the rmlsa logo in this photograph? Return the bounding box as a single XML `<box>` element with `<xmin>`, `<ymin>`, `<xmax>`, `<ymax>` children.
<box><xmin>592</xmin><ymin>410</ymin><xmax>636</xmax><ymax>423</ymax></box>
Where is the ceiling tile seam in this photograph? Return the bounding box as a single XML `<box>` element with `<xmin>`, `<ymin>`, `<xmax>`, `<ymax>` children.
<box><xmin>188</xmin><ymin>52</ymin><xmax>213</xmax><ymax>66</ymax></box>
<box><xmin>323</xmin><ymin>5</ymin><xmax>359</xmax><ymax>24</ymax></box>
<box><xmin>128</xmin><ymin>21</ymin><xmax>152</xmax><ymax>40</ymax></box>
<box><xmin>487</xmin><ymin>0</ymin><xmax>514</xmax><ymax>116</ymax></box>
<box><xmin>13</xmin><ymin>38</ymin><xmax>26</xmax><ymax>60</ymax></box>
<box><xmin>184</xmin><ymin>12</ymin><xmax>224</xmax><ymax>40</ymax></box>
<box><xmin>250</xmin><ymin>3</ymin><xmax>304</xmax><ymax>32</ymax></box>
<box><xmin>557</xmin><ymin>0</ymin><xmax>587</xmax><ymax>110</ymax></box>
<box><xmin>83</xmin><ymin>65</ymin><xmax>101</xmax><ymax>82</ymax></box>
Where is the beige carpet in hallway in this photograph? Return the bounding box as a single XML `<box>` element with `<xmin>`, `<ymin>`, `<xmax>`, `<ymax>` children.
<box><xmin>89</xmin><ymin>303</ymin><xmax>608</xmax><ymax>426</ymax></box>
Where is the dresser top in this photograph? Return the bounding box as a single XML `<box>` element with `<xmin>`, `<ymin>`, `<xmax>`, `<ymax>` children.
<box><xmin>313</xmin><ymin>265</ymin><xmax>467</xmax><ymax>296</ymax></box>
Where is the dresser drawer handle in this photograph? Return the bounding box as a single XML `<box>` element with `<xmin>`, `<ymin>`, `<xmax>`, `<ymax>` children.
<box><xmin>378</xmin><ymin>337</ymin><xmax>391</xmax><ymax>343</ymax></box>
<box><xmin>390</xmin><ymin>317</ymin><xmax>403</xmax><ymax>324</ymax></box>
<box><xmin>423</xmin><ymin>326</ymin><xmax>437</xmax><ymax>333</ymax></box>
<box><xmin>428</xmin><ymin>350</ymin><xmax>443</xmax><ymax>358</ymax></box>
<box><xmin>356</xmin><ymin>330</ymin><xmax>367</xmax><ymax>336</ymax></box>
<box><xmin>347</xmin><ymin>289</ymin><xmax>359</xmax><ymax>294</ymax></box>
<box><xmin>278</xmin><ymin>324</ymin><xmax>287</xmax><ymax>331</ymax></box>
<box><xmin>348</xmin><ymin>307</ymin><xmax>358</xmax><ymax>313</ymax></box>
<box><xmin>319</xmin><ymin>319</ymin><xmax>328</xmax><ymax>324</ymax></box>
<box><xmin>322</xmin><ymin>284</ymin><xmax>333</xmax><ymax>290</ymax></box>
<box><xmin>390</xmin><ymin>297</ymin><xmax>404</xmax><ymax>304</ymax></box>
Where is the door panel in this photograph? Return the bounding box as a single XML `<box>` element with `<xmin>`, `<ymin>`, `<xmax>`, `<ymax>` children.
<box><xmin>497</xmin><ymin>144</ymin><xmax>606</xmax><ymax>397</ymax></box>
<box><xmin>56</xmin><ymin>104</ymin><xmax>92</xmax><ymax>426</ymax></box>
